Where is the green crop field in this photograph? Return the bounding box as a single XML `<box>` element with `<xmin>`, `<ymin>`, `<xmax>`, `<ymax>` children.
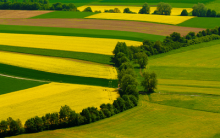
<box><xmin>134</xmin><ymin>40</ymin><xmax>220</xmax><ymax>96</ymax></box>
<box><xmin>0</xmin><ymin>63</ymin><xmax>118</xmax><ymax>88</ymax></box>
<box><xmin>9</xmin><ymin>95</ymin><xmax>220</xmax><ymax>138</ymax></box>
<box><xmin>99</xmin><ymin>0</ymin><xmax>214</xmax><ymax>3</ymax></box>
<box><xmin>0</xmin><ymin>25</ymin><xmax>165</xmax><ymax>42</ymax></box>
<box><xmin>178</xmin><ymin>17</ymin><xmax>220</xmax><ymax>28</ymax></box>
<box><xmin>0</xmin><ymin>75</ymin><xmax>47</xmax><ymax>95</ymax></box>
<box><xmin>0</xmin><ymin>45</ymin><xmax>111</xmax><ymax>64</ymax></box>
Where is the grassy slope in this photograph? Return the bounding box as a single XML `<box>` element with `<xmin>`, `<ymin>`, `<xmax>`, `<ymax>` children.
<box><xmin>178</xmin><ymin>17</ymin><xmax>220</xmax><ymax>29</ymax></box>
<box><xmin>0</xmin><ymin>75</ymin><xmax>47</xmax><ymax>95</ymax></box>
<box><xmin>0</xmin><ymin>25</ymin><xmax>165</xmax><ymax>42</ymax></box>
<box><xmin>135</xmin><ymin>40</ymin><xmax>220</xmax><ymax>95</ymax></box>
<box><xmin>206</xmin><ymin>0</ymin><xmax>220</xmax><ymax>13</ymax></box>
<box><xmin>10</xmin><ymin>95</ymin><xmax>220</xmax><ymax>138</ymax></box>
<box><xmin>0</xmin><ymin>63</ymin><xmax>118</xmax><ymax>88</ymax></box>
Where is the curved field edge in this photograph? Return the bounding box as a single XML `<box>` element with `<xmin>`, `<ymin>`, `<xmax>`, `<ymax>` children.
<box><xmin>9</xmin><ymin>95</ymin><xmax>220</xmax><ymax>138</ymax></box>
<box><xmin>0</xmin><ymin>63</ymin><xmax>118</xmax><ymax>88</ymax></box>
<box><xmin>0</xmin><ymin>75</ymin><xmax>47</xmax><ymax>95</ymax></box>
<box><xmin>0</xmin><ymin>25</ymin><xmax>165</xmax><ymax>42</ymax></box>
<box><xmin>0</xmin><ymin>82</ymin><xmax>119</xmax><ymax>124</ymax></box>
<box><xmin>0</xmin><ymin>45</ymin><xmax>111</xmax><ymax>64</ymax></box>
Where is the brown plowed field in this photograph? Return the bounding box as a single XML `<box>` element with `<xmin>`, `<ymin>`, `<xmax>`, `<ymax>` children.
<box><xmin>0</xmin><ymin>10</ymin><xmax>52</xmax><ymax>18</ymax></box>
<box><xmin>0</xmin><ymin>18</ymin><xmax>205</xmax><ymax>36</ymax></box>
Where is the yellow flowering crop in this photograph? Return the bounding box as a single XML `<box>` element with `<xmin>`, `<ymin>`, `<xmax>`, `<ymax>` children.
<box><xmin>0</xmin><ymin>82</ymin><xmax>119</xmax><ymax>123</ymax></box>
<box><xmin>79</xmin><ymin>5</ymin><xmax>192</xmax><ymax>16</ymax></box>
<box><xmin>86</xmin><ymin>13</ymin><xmax>194</xmax><ymax>25</ymax></box>
<box><xmin>0</xmin><ymin>33</ymin><xmax>141</xmax><ymax>55</ymax></box>
<box><xmin>0</xmin><ymin>51</ymin><xmax>117</xmax><ymax>79</ymax></box>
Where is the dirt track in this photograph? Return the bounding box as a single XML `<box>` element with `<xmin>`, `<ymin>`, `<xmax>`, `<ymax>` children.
<box><xmin>0</xmin><ymin>10</ymin><xmax>52</xmax><ymax>18</ymax></box>
<box><xmin>0</xmin><ymin>18</ymin><xmax>205</xmax><ymax>36</ymax></box>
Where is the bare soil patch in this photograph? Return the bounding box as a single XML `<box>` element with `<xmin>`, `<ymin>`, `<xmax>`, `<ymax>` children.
<box><xmin>0</xmin><ymin>10</ymin><xmax>52</xmax><ymax>18</ymax></box>
<box><xmin>0</xmin><ymin>18</ymin><xmax>205</xmax><ymax>36</ymax></box>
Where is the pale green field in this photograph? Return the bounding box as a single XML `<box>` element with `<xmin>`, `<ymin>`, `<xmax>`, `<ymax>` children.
<box><xmin>9</xmin><ymin>95</ymin><xmax>220</xmax><ymax>138</ymax></box>
<box><xmin>140</xmin><ymin>40</ymin><xmax>220</xmax><ymax>96</ymax></box>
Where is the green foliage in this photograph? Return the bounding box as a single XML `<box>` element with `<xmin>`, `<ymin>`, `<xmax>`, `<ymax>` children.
<box><xmin>192</xmin><ymin>3</ymin><xmax>207</xmax><ymax>17</ymax></box>
<box><xmin>114</xmin><ymin>52</ymin><xmax>130</xmax><ymax>67</ymax></box>
<box><xmin>120</xmin><ymin>74</ymin><xmax>138</xmax><ymax>93</ymax></box>
<box><xmin>123</xmin><ymin>7</ymin><xmax>135</xmax><ymax>13</ymax></box>
<box><xmin>59</xmin><ymin>105</ymin><xmax>72</xmax><ymax>126</ymax></box>
<box><xmin>180</xmin><ymin>9</ymin><xmax>188</xmax><ymax>16</ymax></box>
<box><xmin>118</xmin><ymin>62</ymin><xmax>134</xmax><ymax>71</ymax></box>
<box><xmin>83</xmin><ymin>6</ymin><xmax>92</xmax><ymax>12</ymax></box>
<box><xmin>122</xmin><ymin>95</ymin><xmax>134</xmax><ymax>109</ymax></box>
<box><xmin>141</xmin><ymin>71</ymin><xmax>158</xmax><ymax>93</ymax></box>
<box><xmin>0</xmin><ymin>120</ymin><xmax>8</xmax><ymax>137</ymax></box>
<box><xmin>134</xmin><ymin>52</ymin><xmax>148</xmax><ymax>68</ymax></box>
<box><xmin>118</xmin><ymin>68</ymin><xmax>136</xmax><ymax>83</ymax></box>
<box><xmin>115</xmin><ymin>97</ymin><xmax>127</xmax><ymax>112</ymax></box>
<box><xmin>138</xmin><ymin>3</ymin><xmax>150</xmax><ymax>14</ymax></box>
<box><xmin>80</xmin><ymin>109</ymin><xmax>91</xmax><ymax>124</ymax></box>
<box><xmin>157</xmin><ymin>2</ymin><xmax>172</xmax><ymax>15</ymax></box>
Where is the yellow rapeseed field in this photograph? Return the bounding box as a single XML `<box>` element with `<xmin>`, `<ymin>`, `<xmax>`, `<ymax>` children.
<box><xmin>0</xmin><ymin>82</ymin><xmax>119</xmax><ymax>123</ymax></box>
<box><xmin>0</xmin><ymin>33</ymin><xmax>141</xmax><ymax>55</ymax></box>
<box><xmin>86</xmin><ymin>13</ymin><xmax>194</xmax><ymax>25</ymax></box>
<box><xmin>0</xmin><ymin>51</ymin><xmax>117</xmax><ymax>79</ymax></box>
<box><xmin>79</xmin><ymin>5</ymin><xmax>192</xmax><ymax>15</ymax></box>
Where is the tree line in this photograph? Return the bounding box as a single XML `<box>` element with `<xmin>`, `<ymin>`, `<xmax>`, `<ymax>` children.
<box><xmin>0</xmin><ymin>0</ymin><xmax>77</xmax><ymax>11</ymax></box>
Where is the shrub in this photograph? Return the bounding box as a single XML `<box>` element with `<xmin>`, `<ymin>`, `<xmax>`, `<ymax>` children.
<box><xmin>211</xmin><ymin>10</ymin><xmax>217</xmax><ymax>17</ymax></box>
<box><xmin>217</xmin><ymin>13</ymin><xmax>220</xmax><ymax>17</ymax></box>
<box><xmin>181</xmin><ymin>9</ymin><xmax>188</xmax><ymax>16</ymax></box>
<box><xmin>206</xmin><ymin>9</ymin><xmax>212</xmax><ymax>17</ymax></box>
<box><xmin>83</xmin><ymin>7</ymin><xmax>92</xmax><ymax>12</ymax></box>
<box><xmin>153</xmin><ymin>9</ymin><xmax>159</xmax><ymax>14</ymax></box>
<box><xmin>157</xmin><ymin>2</ymin><xmax>172</xmax><ymax>15</ymax></box>
<box><xmin>141</xmin><ymin>71</ymin><xmax>158</xmax><ymax>94</ymax></box>
<box><xmin>138</xmin><ymin>3</ymin><xmax>150</xmax><ymax>14</ymax></box>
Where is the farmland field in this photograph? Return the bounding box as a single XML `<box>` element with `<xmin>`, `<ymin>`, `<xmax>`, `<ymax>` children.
<box><xmin>0</xmin><ymin>51</ymin><xmax>117</xmax><ymax>80</ymax></box>
<box><xmin>0</xmin><ymin>75</ymin><xmax>47</xmax><ymax>95</ymax></box>
<box><xmin>0</xmin><ymin>33</ymin><xmax>141</xmax><ymax>55</ymax></box>
<box><xmin>137</xmin><ymin>40</ymin><xmax>220</xmax><ymax>96</ymax></box>
<box><xmin>86</xmin><ymin>13</ymin><xmax>195</xmax><ymax>25</ymax></box>
<box><xmin>0</xmin><ymin>82</ymin><xmax>119</xmax><ymax>124</ymax></box>
<box><xmin>9</xmin><ymin>95</ymin><xmax>220</xmax><ymax>138</ymax></box>
<box><xmin>78</xmin><ymin>6</ymin><xmax>193</xmax><ymax>16</ymax></box>
<box><xmin>178</xmin><ymin>17</ymin><xmax>220</xmax><ymax>29</ymax></box>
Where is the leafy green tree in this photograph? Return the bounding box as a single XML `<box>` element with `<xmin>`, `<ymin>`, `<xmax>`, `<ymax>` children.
<box><xmin>153</xmin><ymin>41</ymin><xmax>163</xmax><ymax>53</ymax></box>
<box><xmin>25</xmin><ymin>118</ymin><xmax>36</xmax><ymax>133</ymax></box>
<box><xmin>83</xmin><ymin>6</ymin><xmax>92</xmax><ymax>12</ymax></box>
<box><xmin>134</xmin><ymin>52</ymin><xmax>148</xmax><ymax>68</ymax></box>
<box><xmin>50</xmin><ymin>113</ymin><xmax>59</xmax><ymax>129</ymax></box>
<box><xmin>68</xmin><ymin>111</ymin><xmax>77</xmax><ymax>126</ymax></box>
<box><xmin>0</xmin><ymin>120</ymin><xmax>8</xmax><ymax>137</ymax></box>
<box><xmin>113</xmin><ymin>8</ymin><xmax>121</xmax><ymax>13</ymax></box>
<box><xmin>141</xmin><ymin>71</ymin><xmax>158</xmax><ymax>93</ymax></box>
<box><xmin>129</xmin><ymin>95</ymin><xmax>138</xmax><ymax>106</ymax></box>
<box><xmin>59</xmin><ymin>105</ymin><xmax>72</xmax><ymax>125</ymax></box>
<box><xmin>123</xmin><ymin>7</ymin><xmax>134</xmax><ymax>13</ymax></box>
<box><xmin>114</xmin><ymin>52</ymin><xmax>129</xmax><ymax>67</ymax></box>
<box><xmin>34</xmin><ymin>116</ymin><xmax>44</xmax><ymax>132</ymax></box>
<box><xmin>206</xmin><ymin>9</ymin><xmax>212</xmax><ymax>17</ymax></box>
<box><xmin>118</xmin><ymin>62</ymin><xmax>133</xmax><ymax>71</ymax></box>
<box><xmin>138</xmin><ymin>3</ymin><xmax>150</xmax><ymax>14</ymax></box>
<box><xmin>113</xmin><ymin>42</ymin><xmax>129</xmax><ymax>58</ymax></box>
<box><xmin>118</xmin><ymin>68</ymin><xmax>136</xmax><ymax>83</ymax></box>
<box><xmin>74</xmin><ymin>114</ymin><xmax>84</xmax><ymax>126</ymax></box>
<box><xmin>122</xmin><ymin>95</ymin><xmax>134</xmax><ymax>109</ymax></box>
<box><xmin>116</xmin><ymin>97</ymin><xmax>127</xmax><ymax>112</ymax></box>
<box><xmin>211</xmin><ymin>10</ymin><xmax>217</xmax><ymax>17</ymax></box>
<box><xmin>157</xmin><ymin>2</ymin><xmax>172</xmax><ymax>15</ymax></box>
<box><xmin>99</xmin><ymin>110</ymin><xmax>105</xmax><ymax>119</ymax></box>
<box><xmin>69</xmin><ymin>3</ymin><xmax>77</xmax><ymax>11</ymax></box>
<box><xmin>120</xmin><ymin>74</ymin><xmax>138</xmax><ymax>93</ymax></box>
<box><xmin>192</xmin><ymin>3</ymin><xmax>207</xmax><ymax>17</ymax></box>
<box><xmin>181</xmin><ymin>9</ymin><xmax>188</xmax><ymax>16</ymax></box>
<box><xmin>52</xmin><ymin>2</ymin><xmax>63</xmax><ymax>10</ymax></box>
<box><xmin>80</xmin><ymin>109</ymin><xmax>91</xmax><ymax>124</ymax></box>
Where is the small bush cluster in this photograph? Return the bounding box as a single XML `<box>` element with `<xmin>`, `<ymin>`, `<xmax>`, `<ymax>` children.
<box><xmin>156</xmin><ymin>2</ymin><xmax>172</xmax><ymax>15</ymax></box>
<box><xmin>104</xmin><ymin>8</ymin><xmax>121</xmax><ymax>13</ymax></box>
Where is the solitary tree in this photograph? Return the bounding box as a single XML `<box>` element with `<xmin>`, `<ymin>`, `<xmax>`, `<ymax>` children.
<box><xmin>83</xmin><ymin>7</ymin><xmax>92</xmax><ymax>12</ymax></box>
<box><xmin>141</xmin><ymin>71</ymin><xmax>157</xmax><ymax>94</ymax></box>
<box><xmin>181</xmin><ymin>9</ymin><xmax>188</xmax><ymax>16</ymax></box>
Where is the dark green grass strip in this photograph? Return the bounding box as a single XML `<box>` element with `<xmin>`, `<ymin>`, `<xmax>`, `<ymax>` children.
<box><xmin>0</xmin><ymin>63</ymin><xmax>118</xmax><ymax>88</ymax></box>
<box><xmin>0</xmin><ymin>75</ymin><xmax>47</xmax><ymax>95</ymax></box>
<box><xmin>30</xmin><ymin>11</ymin><xmax>97</xmax><ymax>19</ymax></box>
<box><xmin>0</xmin><ymin>45</ymin><xmax>112</xmax><ymax>65</ymax></box>
<box><xmin>0</xmin><ymin>25</ymin><xmax>165</xmax><ymax>42</ymax></box>
<box><xmin>178</xmin><ymin>17</ymin><xmax>220</xmax><ymax>29</ymax></box>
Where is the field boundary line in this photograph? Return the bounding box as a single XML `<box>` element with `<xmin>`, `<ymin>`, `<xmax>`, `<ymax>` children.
<box><xmin>0</xmin><ymin>73</ymin><xmax>50</xmax><ymax>82</ymax></box>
